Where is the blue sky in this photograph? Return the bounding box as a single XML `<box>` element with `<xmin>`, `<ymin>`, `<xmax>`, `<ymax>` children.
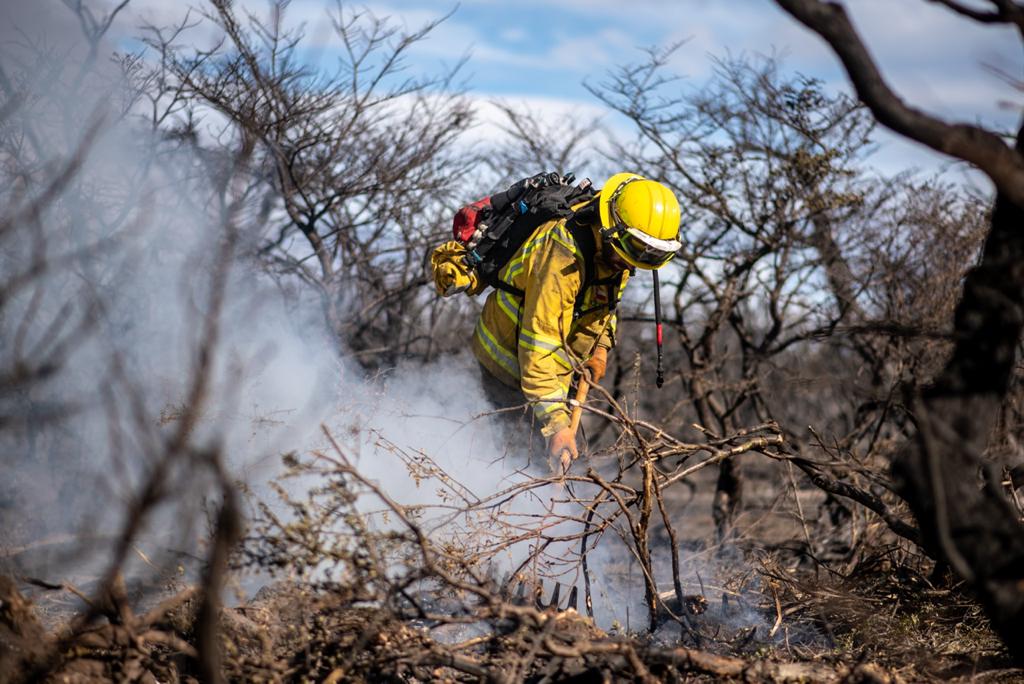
<box><xmin>429</xmin><ymin>0</ymin><xmax>1019</xmax><ymax>111</ymax></box>
<box><xmin>110</xmin><ymin>0</ymin><xmax>1023</xmax><ymax>179</ymax></box>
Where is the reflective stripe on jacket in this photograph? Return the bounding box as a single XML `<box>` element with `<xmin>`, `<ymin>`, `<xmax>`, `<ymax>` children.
<box><xmin>471</xmin><ymin>215</ymin><xmax>630</xmax><ymax>437</ymax></box>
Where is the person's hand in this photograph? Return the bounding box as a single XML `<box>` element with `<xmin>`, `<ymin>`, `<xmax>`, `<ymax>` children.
<box><xmin>583</xmin><ymin>346</ymin><xmax>608</xmax><ymax>383</ymax></box>
<box><xmin>548</xmin><ymin>427</ymin><xmax>578</xmax><ymax>467</ymax></box>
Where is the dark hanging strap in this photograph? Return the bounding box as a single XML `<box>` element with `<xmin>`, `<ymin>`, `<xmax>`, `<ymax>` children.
<box><xmin>653</xmin><ymin>268</ymin><xmax>664</xmax><ymax>389</ymax></box>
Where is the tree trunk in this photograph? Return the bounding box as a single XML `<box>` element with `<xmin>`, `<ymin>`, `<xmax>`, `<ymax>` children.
<box><xmin>713</xmin><ymin>457</ymin><xmax>742</xmax><ymax>543</ymax></box>
<box><xmin>893</xmin><ymin>125</ymin><xmax>1024</xmax><ymax>658</ymax></box>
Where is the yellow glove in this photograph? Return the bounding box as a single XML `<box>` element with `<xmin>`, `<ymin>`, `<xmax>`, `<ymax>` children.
<box><xmin>583</xmin><ymin>346</ymin><xmax>608</xmax><ymax>383</ymax></box>
<box><xmin>548</xmin><ymin>427</ymin><xmax>578</xmax><ymax>463</ymax></box>
<box><xmin>430</xmin><ymin>241</ymin><xmax>481</xmax><ymax>297</ymax></box>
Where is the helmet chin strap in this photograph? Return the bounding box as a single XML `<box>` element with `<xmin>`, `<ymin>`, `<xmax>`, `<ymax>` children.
<box><xmin>599</xmin><ymin>223</ymin><xmax>623</xmax><ymax>242</ymax></box>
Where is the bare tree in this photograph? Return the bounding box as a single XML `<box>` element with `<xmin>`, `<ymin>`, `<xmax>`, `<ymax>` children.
<box><xmin>139</xmin><ymin>1</ymin><xmax>475</xmax><ymax>365</ymax></box>
<box><xmin>590</xmin><ymin>51</ymin><xmax>922</xmax><ymax>538</ymax></box>
<box><xmin>774</xmin><ymin>0</ymin><xmax>1024</xmax><ymax>654</ymax></box>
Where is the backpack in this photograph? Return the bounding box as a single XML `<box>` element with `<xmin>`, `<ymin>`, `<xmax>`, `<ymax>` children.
<box><xmin>451</xmin><ymin>172</ymin><xmax>624</xmax><ymax>318</ymax></box>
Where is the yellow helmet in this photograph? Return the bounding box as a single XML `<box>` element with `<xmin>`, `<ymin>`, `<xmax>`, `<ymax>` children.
<box><xmin>598</xmin><ymin>173</ymin><xmax>681</xmax><ymax>270</ymax></box>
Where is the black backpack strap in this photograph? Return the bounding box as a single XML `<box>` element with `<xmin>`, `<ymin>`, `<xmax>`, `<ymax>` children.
<box><xmin>474</xmin><ymin>180</ymin><xmax>589</xmax><ymax>292</ymax></box>
<box><xmin>568</xmin><ymin>207</ymin><xmax>626</xmax><ymax>319</ymax></box>
<box><xmin>492</xmin><ymin>278</ymin><xmax>524</xmax><ymax>299</ymax></box>
<box><xmin>567</xmin><ymin>212</ymin><xmax>597</xmax><ymax>319</ymax></box>
<box><xmin>492</xmin><ymin>211</ymin><xmax>589</xmax><ymax>304</ymax></box>
<box><xmin>487</xmin><ymin>199</ymin><xmax>622</xmax><ymax>321</ymax></box>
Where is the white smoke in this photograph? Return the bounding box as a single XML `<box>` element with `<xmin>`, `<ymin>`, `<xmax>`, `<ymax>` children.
<box><xmin>0</xmin><ymin>2</ymin><xmax>769</xmax><ymax>641</ymax></box>
<box><xmin>0</xmin><ymin>0</ymin><xmax>555</xmax><ymax>601</ymax></box>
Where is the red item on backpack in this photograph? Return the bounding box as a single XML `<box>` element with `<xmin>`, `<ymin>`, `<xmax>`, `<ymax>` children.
<box><xmin>452</xmin><ymin>197</ymin><xmax>491</xmax><ymax>243</ymax></box>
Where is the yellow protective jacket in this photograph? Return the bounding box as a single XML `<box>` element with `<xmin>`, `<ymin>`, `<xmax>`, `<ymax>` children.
<box><xmin>471</xmin><ymin>213</ymin><xmax>630</xmax><ymax>437</ymax></box>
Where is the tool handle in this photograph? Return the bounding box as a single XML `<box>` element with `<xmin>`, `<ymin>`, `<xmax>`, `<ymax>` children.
<box><xmin>561</xmin><ymin>378</ymin><xmax>591</xmax><ymax>471</ymax></box>
<box><xmin>569</xmin><ymin>377</ymin><xmax>590</xmax><ymax>436</ymax></box>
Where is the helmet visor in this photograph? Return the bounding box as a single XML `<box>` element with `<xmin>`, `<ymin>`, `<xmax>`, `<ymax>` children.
<box><xmin>613</xmin><ymin>227</ymin><xmax>681</xmax><ymax>268</ymax></box>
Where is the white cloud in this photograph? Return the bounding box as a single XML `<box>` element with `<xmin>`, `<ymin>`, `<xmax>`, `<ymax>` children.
<box><xmin>548</xmin><ymin>27</ymin><xmax>636</xmax><ymax>70</ymax></box>
<box><xmin>463</xmin><ymin>92</ymin><xmax>614</xmax><ymax>144</ymax></box>
<box><xmin>499</xmin><ymin>26</ymin><xmax>528</xmax><ymax>43</ymax></box>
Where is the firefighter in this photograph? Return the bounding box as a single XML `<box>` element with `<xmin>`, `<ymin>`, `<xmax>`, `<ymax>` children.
<box><xmin>471</xmin><ymin>173</ymin><xmax>681</xmax><ymax>462</ymax></box>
